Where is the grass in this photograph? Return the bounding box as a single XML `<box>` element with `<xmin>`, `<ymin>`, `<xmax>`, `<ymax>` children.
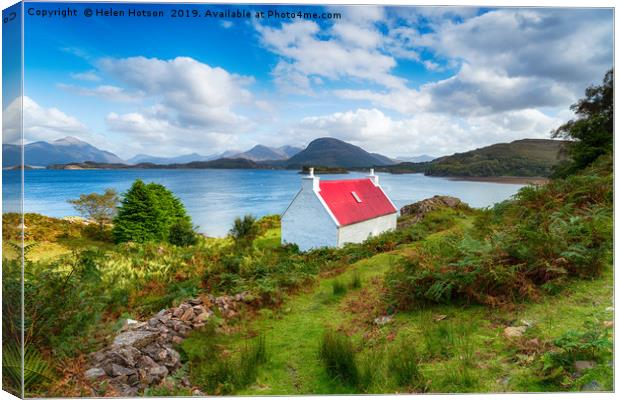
<box><xmin>318</xmin><ymin>329</ymin><xmax>358</xmax><ymax>385</ymax></box>
<box><xmin>195</xmin><ymin>213</ymin><xmax>612</xmax><ymax>395</ymax></box>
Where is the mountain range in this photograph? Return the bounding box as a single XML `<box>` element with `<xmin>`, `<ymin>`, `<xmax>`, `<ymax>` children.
<box><xmin>2</xmin><ymin>137</ymin><xmax>124</xmax><ymax>167</ymax></box>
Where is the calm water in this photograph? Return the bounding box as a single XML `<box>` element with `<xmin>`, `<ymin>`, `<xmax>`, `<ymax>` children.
<box><xmin>2</xmin><ymin>169</ymin><xmax>525</xmax><ymax>237</ymax></box>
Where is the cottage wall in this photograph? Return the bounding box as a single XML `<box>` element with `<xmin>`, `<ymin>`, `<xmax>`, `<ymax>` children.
<box><xmin>281</xmin><ymin>187</ymin><xmax>338</xmax><ymax>251</ymax></box>
<box><xmin>337</xmin><ymin>213</ymin><xmax>397</xmax><ymax>247</ymax></box>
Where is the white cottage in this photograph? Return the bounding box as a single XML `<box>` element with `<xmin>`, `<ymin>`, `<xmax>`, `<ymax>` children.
<box><xmin>281</xmin><ymin>168</ymin><xmax>398</xmax><ymax>251</ymax></box>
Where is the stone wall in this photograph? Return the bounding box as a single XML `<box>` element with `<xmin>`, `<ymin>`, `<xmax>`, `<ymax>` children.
<box><xmin>85</xmin><ymin>293</ymin><xmax>249</xmax><ymax>396</ymax></box>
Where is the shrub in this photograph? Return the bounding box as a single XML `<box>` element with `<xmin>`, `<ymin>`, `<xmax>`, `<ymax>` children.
<box><xmin>112</xmin><ymin>179</ymin><xmax>191</xmax><ymax>244</ymax></box>
<box><xmin>168</xmin><ymin>219</ymin><xmax>198</xmax><ymax>247</ymax></box>
<box><xmin>386</xmin><ymin>160</ymin><xmax>612</xmax><ymax>308</ymax></box>
<box><xmin>318</xmin><ymin>329</ymin><xmax>358</xmax><ymax>385</ymax></box>
<box><xmin>230</xmin><ymin>215</ymin><xmax>259</xmax><ymax>246</ymax></box>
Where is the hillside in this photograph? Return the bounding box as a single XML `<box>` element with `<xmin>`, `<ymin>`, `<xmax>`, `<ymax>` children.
<box><xmin>380</xmin><ymin>139</ymin><xmax>568</xmax><ymax>177</ymax></box>
<box><xmin>4</xmin><ymin>155</ymin><xmax>612</xmax><ymax>396</ymax></box>
<box><xmin>284</xmin><ymin>138</ymin><xmax>395</xmax><ymax>168</ymax></box>
<box><xmin>47</xmin><ymin>157</ymin><xmax>269</xmax><ymax>170</ymax></box>
<box><xmin>127</xmin><ymin>153</ymin><xmax>215</xmax><ymax>165</ymax></box>
<box><xmin>3</xmin><ymin>137</ymin><xmax>124</xmax><ymax>167</ymax></box>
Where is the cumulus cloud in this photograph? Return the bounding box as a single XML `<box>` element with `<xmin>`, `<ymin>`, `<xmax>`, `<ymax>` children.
<box><xmin>256</xmin><ymin>20</ymin><xmax>405</xmax><ymax>94</ymax></box>
<box><xmin>286</xmin><ymin>108</ymin><xmax>562</xmax><ymax>157</ymax></box>
<box><xmin>97</xmin><ymin>56</ymin><xmax>254</xmax><ymax>130</ymax></box>
<box><xmin>338</xmin><ymin>8</ymin><xmax>612</xmax><ymax>118</ymax></box>
<box><xmin>2</xmin><ymin>96</ymin><xmax>90</xmax><ymax>144</ymax></box>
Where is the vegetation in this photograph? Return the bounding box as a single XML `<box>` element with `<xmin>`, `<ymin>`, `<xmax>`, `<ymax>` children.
<box><xmin>68</xmin><ymin>188</ymin><xmax>118</xmax><ymax>236</ymax></box>
<box><xmin>2</xmin><ymin>71</ymin><xmax>612</xmax><ymax>396</ymax></box>
<box><xmin>552</xmin><ymin>69</ymin><xmax>613</xmax><ymax>176</ymax></box>
<box><xmin>379</xmin><ymin>139</ymin><xmax>567</xmax><ymax>177</ymax></box>
<box><xmin>112</xmin><ymin>179</ymin><xmax>194</xmax><ymax>244</ymax></box>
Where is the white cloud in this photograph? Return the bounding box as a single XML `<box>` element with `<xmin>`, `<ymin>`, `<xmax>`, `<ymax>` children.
<box><xmin>286</xmin><ymin>107</ymin><xmax>562</xmax><ymax>157</ymax></box>
<box><xmin>2</xmin><ymin>96</ymin><xmax>89</xmax><ymax>144</ymax></box>
<box><xmin>98</xmin><ymin>56</ymin><xmax>254</xmax><ymax>130</ymax></box>
<box><xmin>70</xmin><ymin>70</ymin><xmax>101</xmax><ymax>81</ymax></box>
<box><xmin>58</xmin><ymin>83</ymin><xmax>141</xmax><ymax>102</ymax></box>
<box><xmin>256</xmin><ymin>20</ymin><xmax>405</xmax><ymax>93</ymax></box>
<box><xmin>336</xmin><ymin>8</ymin><xmax>612</xmax><ymax>119</ymax></box>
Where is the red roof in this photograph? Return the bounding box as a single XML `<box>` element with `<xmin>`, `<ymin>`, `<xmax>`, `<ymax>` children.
<box><xmin>318</xmin><ymin>178</ymin><xmax>397</xmax><ymax>226</ymax></box>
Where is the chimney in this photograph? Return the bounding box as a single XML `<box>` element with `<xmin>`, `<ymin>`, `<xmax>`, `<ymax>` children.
<box><xmin>302</xmin><ymin>167</ymin><xmax>320</xmax><ymax>192</ymax></box>
<box><xmin>367</xmin><ymin>168</ymin><xmax>379</xmax><ymax>186</ymax></box>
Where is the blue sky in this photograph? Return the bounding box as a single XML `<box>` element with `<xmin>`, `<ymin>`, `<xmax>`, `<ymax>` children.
<box><xmin>4</xmin><ymin>2</ymin><xmax>614</xmax><ymax>159</ymax></box>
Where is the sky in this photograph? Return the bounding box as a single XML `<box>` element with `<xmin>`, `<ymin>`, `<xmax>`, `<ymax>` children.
<box><xmin>2</xmin><ymin>2</ymin><xmax>614</xmax><ymax>160</ymax></box>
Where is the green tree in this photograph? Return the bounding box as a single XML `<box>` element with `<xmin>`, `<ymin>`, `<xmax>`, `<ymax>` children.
<box><xmin>67</xmin><ymin>188</ymin><xmax>119</xmax><ymax>234</ymax></box>
<box><xmin>168</xmin><ymin>219</ymin><xmax>198</xmax><ymax>247</ymax></box>
<box><xmin>112</xmin><ymin>179</ymin><xmax>192</xmax><ymax>243</ymax></box>
<box><xmin>230</xmin><ymin>214</ymin><xmax>258</xmax><ymax>247</ymax></box>
<box><xmin>552</xmin><ymin>70</ymin><xmax>613</xmax><ymax>176</ymax></box>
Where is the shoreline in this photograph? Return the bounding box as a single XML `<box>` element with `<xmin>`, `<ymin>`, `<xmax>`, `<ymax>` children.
<box><xmin>445</xmin><ymin>176</ymin><xmax>550</xmax><ymax>185</ymax></box>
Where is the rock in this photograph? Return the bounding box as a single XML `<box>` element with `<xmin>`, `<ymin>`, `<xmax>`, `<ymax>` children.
<box><xmin>113</xmin><ymin>330</ymin><xmax>160</xmax><ymax>349</ymax></box>
<box><xmin>148</xmin><ymin>365</ymin><xmax>168</xmax><ymax>383</ymax></box>
<box><xmin>373</xmin><ymin>315</ymin><xmax>393</xmax><ymax>326</ymax></box>
<box><xmin>504</xmin><ymin>326</ymin><xmax>527</xmax><ymax>338</ymax></box>
<box><xmin>84</xmin><ymin>367</ymin><xmax>107</xmax><ymax>380</ymax></box>
<box><xmin>163</xmin><ymin>348</ymin><xmax>181</xmax><ymax>368</ymax></box>
<box><xmin>172</xmin><ymin>308</ymin><xmax>184</xmax><ymax>318</ymax></box>
<box><xmin>433</xmin><ymin>314</ymin><xmax>447</xmax><ymax>322</ymax></box>
<box><xmin>137</xmin><ymin>355</ymin><xmax>159</xmax><ymax>369</ymax></box>
<box><xmin>110</xmin><ymin>363</ymin><xmax>135</xmax><ymax>377</ymax></box>
<box><xmin>196</xmin><ymin>312</ymin><xmax>211</xmax><ymax>323</ymax></box>
<box><xmin>520</xmin><ymin>319</ymin><xmax>534</xmax><ymax>327</ymax></box>
<box><xmin>581</xmin><ymin>380</ymin><xmax>602</xmax><ymax>391</ymax></box>
<box><xmin>574</xmin><ymin>360</ymin><xmax>597</xmax><ymax>373</ymax></box>
<box><xmin>192</xmin><ymin>389</ymin><xmax>205</xmax><ymax>396</ymax></box>
<box><xmin>603</xmin><ymin>320</ymin><xmax>613</xmax><ymax>328</ymax></box>
<box><xmin>399</xmin><ymin>196</ymin><xmax>468</xmax><ymax>227</ymax></box>
<box><xmin>172</xmin><ymin>335</ymin><xmax>184</xmax><ymax>344</ymax></box>
<box><xmin>123</xmin><ymin>319</ymin><xmax>140</xmax><ymax>329</ymax></box>
<box><xmin>180</xmin><ymin>308</ymin><xmax>195</xmax><ymax>322</ymax></box>
<box><xmin>189</xmin><ymin>298</ymin><xmax>202</xmax><ymax>305</ymax></box>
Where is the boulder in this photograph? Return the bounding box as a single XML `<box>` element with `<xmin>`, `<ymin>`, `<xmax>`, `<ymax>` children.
<box><xmin>399</xmin><ymin>196</ymin><xmax>468</xmax><ymax>228</ymax></box>
<box><xmin>504</xmin><ymin>326</ymin><xmax>527</xmax><ymax>338</ymax></box>
<box><xmin>113</xmin><ymin>330</ymin><xmax>159</xmax><ymax>349</ymax></box>
<box><xmin>84</xmin><ymin>367</ymin><xmax>106</xmax><ymax>380</ymax></box>
<box><xmin>110</xmin><ymin>363</ymin><xmax>135</xmax><ymax>377</ymax></box>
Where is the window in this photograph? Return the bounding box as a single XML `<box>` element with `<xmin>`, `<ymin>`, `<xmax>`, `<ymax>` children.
<box><xmin>351</xmin><ymin>191</ymin><xmax>362</xmax><ymax>203</ymax></box>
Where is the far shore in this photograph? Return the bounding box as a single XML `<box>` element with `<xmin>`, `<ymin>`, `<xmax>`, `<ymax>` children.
<box><xmin>446</xmin><ymin>176</ymin><xmax>550</xmax><ymax>185</ymax></box>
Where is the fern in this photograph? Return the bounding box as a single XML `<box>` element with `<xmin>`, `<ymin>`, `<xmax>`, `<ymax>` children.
<box><xmin>2</xmin><ymin>344</ymin><xmax>53</xmax><ymax>393</ymax></box>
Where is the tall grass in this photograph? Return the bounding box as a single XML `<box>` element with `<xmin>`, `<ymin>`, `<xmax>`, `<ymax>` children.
<box><xmin>388</xmin><ymin>338</ymin><xmax>424</xmax><ymax>390</ymax></box>
<box><xmin>332</xmin><ymin>280</ymin><xmax>348</xmax><ymax>297</ymax></box>
<box><xmin>318</xmin><ymin>329</ymin><xmax>358</xmax><ymax>385</ymax></box>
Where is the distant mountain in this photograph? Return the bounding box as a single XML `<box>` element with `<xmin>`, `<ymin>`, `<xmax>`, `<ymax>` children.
<box><xmin>380</xmin><ymin>139</ymin><xmax>568</xmax><ymax>177</ymax></box>
<box><xmin>48</xmin><ymin>157</ymin><xmax>270</xmax><ymax>170</ymax></box>
<box><xmin>396</xmin><ymin>154</ymin><xmax>437</xmax><ymax>163</ymax></box>
<box><xmin>127</xmin><ymin>152</ymin><xmax>215</xmax><ymax>165</ymax></box>
<box><xmin>283</xmin><ymin>138</ymin><xmax>396</xmax><ymax>168</ymax></box>
<box><xmin>277</xmin><ymin>145</ymin><xmax>303</xmax><ymax>158</ymax></box>
<box><xmin>233</xmin><ymin>144</ymin><xmax>304</xmax><ymax>161</ymax></box>
<box><xmin>3</xmin><ymin>136</ymin><xmax>124</xmax><ymax>167</ymax></box>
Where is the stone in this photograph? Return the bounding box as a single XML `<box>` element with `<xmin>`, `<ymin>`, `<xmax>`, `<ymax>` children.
<box><xmin>84</xmin><ymin>367</ymin><xmax>107</xmax><ymax>380</ymax></box>
<box><xmin>158</xmin><ymin>313</ymin><xmax>172</xmax><ymax>324</ymax></box>
<box><xmin>137</xmin><ymin>355</ymin><xmax>159</xmax><ymax>369</ymax></box>
<box><xmin>574</xmin><ymin>360</ymin><xmax>597</xmax><ymax>373</ymax></box>
<box><xmin>163</xmin><ymin>348</ymin><xmax>181</xmax><ymax>368</ymax></box>
<box><xmin>189</xmin><ymin>298</ymin><xmax>202</xmax><ymax>305</ymax></box>
<box><xmin>110</xmin><ymin>363</ymin><xmax>135</xmax><ymax>377</ymax></box>
<box><xmin>148</xmin><ymin>365</ymin><xmax>169</xmax><ymax>382</ymax></box>
<box><xmin>180</xmin><ymin>308</ymin><xmax>195</xmax><ymax>321</ymax></box>
<box><xmin>399</xmin><ymin>196</ymin><xmax>468</xmax><ymax>228</ymax></box>
<box><xmin>113</xmin><ymin>330</ymin><xmax>159</xmax><ymax>349</ymax></box>
<box><xmin>172</xmin><ymin>335</ymin><xmax>184</xmax><ymax>344</ymax></box>
<box><xmin>581</xmin><ymin>380</ymin><xmax>602</xmax><ymax>391</ymax></box>
<box><xmin>433</xmin><ymin>314</ymin><xmax>447</xmax><ymax>322</ymax></box>
<box><xmin>504</xmin><ymin>326</ymin><xmax>527</xmax><ymax>338</ymax></box>
<box><xmin>520</xmin><ymin>319</ymin><xmax>534</xmax><ymax>327</ymax></box>
<box><xmin>603</xmin><ymin>320</ymin><xmax>613</xmax><ymax>328</ymax></box>
<box><xmin>172</xmin><ymin>308</ymin><xmax>184</xmax><ymax>318</ymax></box>
<box><xmin>148</xmin><ymin>318</ymin><xmax>160</xmax><ymax>327</ymax></box>
<box><xmin>373</xmin><ymin>315</ymin><xmax>393</xmax><ymax>326</ymax></box>
<box><xmin>196</xmin><ymin>312</ymin><xmax>211</xmax><ymax>323</ymax></box>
